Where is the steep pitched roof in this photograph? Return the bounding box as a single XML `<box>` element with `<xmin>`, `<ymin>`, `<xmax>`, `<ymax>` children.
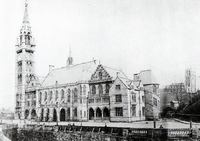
<box><xmin>103</xmin><ymin>66</ymin><xmax>128</xmax><ymax>79</ymax></box>
<box><xmin>23</xmin><ymin>2</ymin><xmax>29</xmax><ymax>24</ymax></box>
<box><xmin>41</xmin><ymin>61</ymin><xmax>98</xmax><ymax>87</ymax></box>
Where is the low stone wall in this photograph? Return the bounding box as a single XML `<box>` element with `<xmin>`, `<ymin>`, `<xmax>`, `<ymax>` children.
<box><xmin>2</xmin><ymin>124</ymin><xmax>200</xmax><ymax>140</ymax></box>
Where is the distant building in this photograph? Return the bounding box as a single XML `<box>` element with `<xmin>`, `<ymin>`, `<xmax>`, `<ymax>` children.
<box><xmin>160</xmin><ymin>83</ymin><xmax>189</xmax><ymax>110</ymax></box>
<box><xmin>185</xmin><ymin>68</ymin><xmax>196</xmax><ymax>93</ymax></box>
<box><xmin>134</xmin><ymin>70</ymin><xmax>160</xmax><ymax>120</ymax></box>
<box><xmin>170</xmin><ymin>101</ymin><xmax>179</xmax><ymax>109</ymax></box>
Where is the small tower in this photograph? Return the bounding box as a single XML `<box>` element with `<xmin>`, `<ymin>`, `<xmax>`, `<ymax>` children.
<box><xmin>15</xmin><ymin>2</ymin><xmax>36</xmax><ymax>119</ymax></box>
<box><xmin>66</xmin><ymin>47</ymin><xmax>73</xmax><ymax>66</ymax></box>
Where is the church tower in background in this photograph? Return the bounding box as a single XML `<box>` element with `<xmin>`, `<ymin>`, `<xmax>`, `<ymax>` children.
<box><xmin>185</xmin><ymin>68</ymin><xmax>196</xmax><ymax>94</ymax></box>
<box><xmin>15</xmin><ymin>2</ymin><xmax>36</xmax><ymax>119</ymax></box>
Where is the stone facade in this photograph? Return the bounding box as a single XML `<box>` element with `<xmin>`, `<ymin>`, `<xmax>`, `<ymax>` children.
<box><xmin>134</xmin><ymin>70</ymin><xmax>160</xmax><ymax>120</ymax></box>
<box><xmin>14</xmin><ymin>2</ymin><xmax>158</xmax><ymax>123</ymax></box>
<box><xmin>110</xmin><ymin>77</ymin><xmax>145</xmax><ymax>122</ymax></box>
<box><xmin>143</xmin><ymin>84</ymin><xmax>160</xmax><ymax>120</ymax></box>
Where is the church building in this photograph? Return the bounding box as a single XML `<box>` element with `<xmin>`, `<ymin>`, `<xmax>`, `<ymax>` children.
<box><xmin>15</xmin><ymin>2</ymin><xmax>159</xmax><ymax>123</ymax></box>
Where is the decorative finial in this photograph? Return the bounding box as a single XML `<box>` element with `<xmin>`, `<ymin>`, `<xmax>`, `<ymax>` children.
<box><xmin>69</xmin><ymin>46</ymin><xmax>71</xmax><ymax>57</ymax></box>
<box><xmin>25</xmin><ymin>0</ymin><xmax>28</xmax><ymax>7</ymax></box>
<box><xmin>23</xmin><ymin>0</ymin><xmax>29</xmax><ymax>23</ymax></box>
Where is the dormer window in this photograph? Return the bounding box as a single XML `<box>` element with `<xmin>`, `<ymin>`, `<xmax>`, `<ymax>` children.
<box><xmin>92</xmin><ymin>85</ymin><xmax>96</xmax><ymax>95</ymax></box>
<box><xmin>116</xmin><ymin>85</ymin><xmax>121</xmax><ymax>90</ymax></box>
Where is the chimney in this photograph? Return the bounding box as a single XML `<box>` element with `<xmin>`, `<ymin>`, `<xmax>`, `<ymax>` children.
<box><xmin>49</xmin><ymin>65</ymin><xmax>54</xmax><ymax>73</ymax></box>
<box><xmin>134</xmin><ymin>73</ymin><xmax>140</xmax><ymax>81</ymax></box>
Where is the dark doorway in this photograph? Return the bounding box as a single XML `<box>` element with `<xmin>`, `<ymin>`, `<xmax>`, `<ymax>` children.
<box><xmin>45</xmin><ymin>108</ymin><xmax>49</xmax><ymax>122</ymax></box>
<box><xmin>25</xmin><ymin>110</ymin><xmax>29</xmax><ymax>119</ymax></box>
<box><xmin>41</xmin><ymin>108</ymin><xmax>44</xmax><ymax>121</ymax></box>
<box><xmin>53</xmin><ymin>109</ymin><xmax>57</xmax><ymax>122</ymax></box>
<box><xmin>60</xmin><ymin>108</ymin><xmax>65</xmax><ymax>121</ymax></box>
<box><xmin>89</xmin><ymin>108</ymin><xmax>94</xmax><ymax>120</ymax></box>
<box><xmin>96</xmin><ymin>107</ymin><xmax>101</xmax><ymax>117</ymax></box>
<box><xmin>31</xmin><ymin>109</ymin><xmax>36</xmax><ymax>119</ymax></box>
<box><xmin>67</xmin><ymin>108</ymin><xmax>70</xmax><ymax>120</ymax></box>
<box><xmin>103</xmin><ymin>107</ymin><xmax>110</xmax><ymax>117</ymax></box>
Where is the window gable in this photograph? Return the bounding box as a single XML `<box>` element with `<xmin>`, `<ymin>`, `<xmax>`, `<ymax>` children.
<box><xmin>116</xmin><ymin>85</ymin><xmax>121</xmax><ymax>90</ymax></box>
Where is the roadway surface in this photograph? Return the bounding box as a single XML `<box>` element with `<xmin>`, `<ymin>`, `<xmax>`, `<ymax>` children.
<box><xmin>2</xmin><ymin>118</ymin><xmax>200</xmax><ymax>129</ymax></box>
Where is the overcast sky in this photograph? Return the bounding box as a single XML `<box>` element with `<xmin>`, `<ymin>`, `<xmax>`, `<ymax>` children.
<box><xmin>1</xmin><ymin>0</ymin><xmax>200</xmax><ymax>110</ymax></box>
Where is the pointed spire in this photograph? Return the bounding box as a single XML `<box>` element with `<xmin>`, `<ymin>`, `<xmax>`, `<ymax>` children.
<box><xmin>23</xmin><ymin>0</ymin><xmax>29</xmax><ymax>24</ymax></box>
<box><xmin>69</xmin><ymin>46</ymin><xmax>72</xmax><ymax>58</ymax></box>
<box><xmin>67</xmin><ymin>46</ymin><xmax>74</xmax><ymax>66</ymax></box>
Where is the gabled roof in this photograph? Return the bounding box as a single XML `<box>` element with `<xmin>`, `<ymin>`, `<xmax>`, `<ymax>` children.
<box><xmin>118</xmin><ymin>77</ymin><xmax>132</xmax><ymax>88</ymax></box>
<box><xmin>41</xmin><ymin>61</ymin><xmax>98</xmax><ymax>87</ymax></box>
<box><xmin>103</xmin><ymin>66</ymin><xmax>128</xmax><ymax>80</ymax></box>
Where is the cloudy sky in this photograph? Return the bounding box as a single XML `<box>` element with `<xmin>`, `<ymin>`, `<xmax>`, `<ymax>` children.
<box><xmin>1</xmin><ymin>0</ymin><xmax>200</xmax><ymax>110</ymax></box>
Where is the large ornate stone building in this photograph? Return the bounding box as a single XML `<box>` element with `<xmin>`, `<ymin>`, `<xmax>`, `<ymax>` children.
<box><xmin>15</xmin><ymin>3</ymin><xmax>159</xmax><ymax>122</ymax></box>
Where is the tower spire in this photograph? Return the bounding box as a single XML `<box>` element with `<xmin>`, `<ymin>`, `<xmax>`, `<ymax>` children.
<box><xmin>69</xmin><ymin>46</ymin><xmax>72</xmax><ymax>58</ymax></box>
<box><xmin>23</xmin><ymin>0</ymin><xmax>29</xmax><ymax>24</ymax></box>
<box><xmin>67</xmin><ymin>46</ymin><xmax>74</xmax><ymax>66</ymax></box>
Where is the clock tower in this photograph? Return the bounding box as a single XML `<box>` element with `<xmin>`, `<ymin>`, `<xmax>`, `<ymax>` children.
<box><xmin>15</xmin><ymin>2</ymin><xmax>36</xmax><ymax>119</ymax></box>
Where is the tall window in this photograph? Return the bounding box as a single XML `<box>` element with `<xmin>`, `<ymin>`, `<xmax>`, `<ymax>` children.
<box><xmin>153</xmin><ymin>97</ymin><xmax>157</xmax><ymax>106</ymax></box>
<box><xmin>115</xmin><ymin>107</ymin><xmax>123</xmax><ymax>116</ymax></box>
<box><xmin>99</xmin><ymin>72</ymin><xmax>102</xmax><ymax>80</ymax></box>
<box><xmin>83</xmin><ymin>85</ymin><xmax>86</xmax><ymax>95</ymax></box>
<box><xmin>73</xmin><ymin>88</ymin><xmax>78</xmax><ymax>102</ymax></box>
<box><xmin>142</xmin><ymin>96</ymin><xmax>145</xmax><ymax>103</ymax></box>
<box><xmin>49</xmin><ymin>91</ymin><xmax>52</xmax><ymax>101</ymax></box>
<box><xmin>33</xmin><ymin>101</ymin><xmax>36</xmax><ymax>106</ymax></box>
<box><xmin>132</xmin><ymin>106</ymin><xmax>136</xmax><ymax>116</ymax></box>
<box><xmin>92</xmin><ymin>85</ymin><xmax>96</xmax><ymax>95</ymax></box>
<box><xmin>44</xmin><ymin>92</ymin><xmax>47</xmax><ymax>101</ymax></box>
<box><xmin>80</xmin><ymin>97</ymin><xmax>82</xmax><ymax>104</ymax></box>
<box><xmin>61</xmin><ymin>90</ymin><xmax>64</xmax><ymax>100</ymax></box>
<box><xmin>99</xmin><ymin>85</ymin><xmax>103</xmax><ymax>95</ymax></box>
<box><xmin>142</xmin><ymin>107</ymin><xmax>145</xmax><ymax>116</ymax></box>
<box><xmin>132</xmin><ymin>93</ymin><xmax>136</xmax><ymax>102</ymax></box>
<box><xmin>80</xmin><ymin>110</ymin><xmax>82</xmax><ymax>117</ymax></box>
<box><xmin>80</xmin><ymin>85</ymin><xmax>82</xmax><ymax>96</ymax></box>
<box><xmin>55</xmin><ymin>90</ymin><xmax>58</xmax><ymax>101</ymax></box>
<box><xmin>68</xmin><ymin>89</ymin><xmax>71</xmax><ymax>102</ymax></box>
<box><xmin>115</xmin><ymin>85</ymin><xmax>120</xmax><ymax>90</ymax></box>
<box><xmin>106</xmin><ymin>84</ymin><xmax>110</xmax><ymax>94</ymax></box>
<box><xmin>116</xmin><ymin>94</ymin><xmax>122</xmax><ymax>102</ymax></box>
<box><xmin>39</xmin><ymin>92</ymin><xmax>42</xmax><ymax>103</ymax></box>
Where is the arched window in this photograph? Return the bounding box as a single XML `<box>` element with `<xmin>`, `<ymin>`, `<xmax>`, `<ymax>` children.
<box><xmin>83</xmin><ymin>85</ymin><xmax>86</xmax><ymax>95</ymax></box>
<box><xmin>39</xmin><ymin>92</ymin><xmax>42</xmax><ymax>103</ymax></box>
<box><xmin>55</xmin><ymin>90</ymin><xmax>58</xmax><ymax>101</ymax></box>
<box><xmin>99</xmin><ymin>72</ymin><xmax>102</xmax><ymax>80</ymax></box>
<box><xmin>49</xmin><ymin>91</ymin><xmax>52</xmax><ymax>101</ymax></box>
<box><xmin>61</xmin><ymin>89</ymin><xmax>64</xmax><ymax>100</ymax></box>
<box><xmin>80</xmin><ymin>85</ymin><xmax>82</xmax><ymax>96</ymax></box>
<box><xmin>106</xmin><ymin>84</ymin><xmax>110</xmax><ymax>94</ymax></box>
<box><xmin>92</xmin><ymin>86</ymin><xmax>96</xmax><ymax>95</ymax></box>
<box><xmin>99</xmin><ymin>84</ymin><xmax>103</xmax><ymax>95</ymax></box>
<box><xmin>73</xmin><ymin>88</ymin><xmax>78</xmax><ymax>102</ymax></box>
<box><xmin>44</xmin><ymin>92</ymin><xmax>47</xmax><ymax>101</ymax></box>
<box><xmin>68</xmin><ymin>89</ymin><xmax>71</xmax><ymax>102</ymax></box>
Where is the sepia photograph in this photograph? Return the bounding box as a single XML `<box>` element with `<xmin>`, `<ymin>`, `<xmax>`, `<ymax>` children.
<box><xmin>1</xmin><ymin>0</ymin><xmax>200</xmax><ymax>140</ymax></box>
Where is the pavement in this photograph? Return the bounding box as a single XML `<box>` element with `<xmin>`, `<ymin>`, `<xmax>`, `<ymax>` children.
<box><xmin>2</xmin><ymin>118</ymin><xmax>200</xmax><ymax>129</ymax></box>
